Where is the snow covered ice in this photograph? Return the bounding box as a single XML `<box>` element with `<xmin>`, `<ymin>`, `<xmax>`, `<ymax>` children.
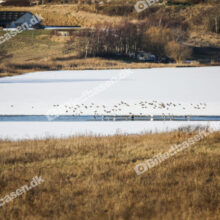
<box><xmin>0</xmin><ymin>67</ymin><xmax>220</xmax><ymax>139</ymax></box>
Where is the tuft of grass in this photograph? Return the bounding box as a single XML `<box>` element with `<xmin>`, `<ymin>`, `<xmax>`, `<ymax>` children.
<box><xmin>0</xmin><ymin>130</ymin><xmax>220</xmax><ymax>219</ymax></box>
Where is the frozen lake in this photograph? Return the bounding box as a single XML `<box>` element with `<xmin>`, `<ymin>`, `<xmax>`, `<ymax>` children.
<box><xmin>0</xmin><ymin>67</ymin><xmax>220</xmax><ymax>116</ymax></box>
<box><xmin>0</xmin><ymin>67</ymin><xmax>219</xmax><ymax>139</ymax></box>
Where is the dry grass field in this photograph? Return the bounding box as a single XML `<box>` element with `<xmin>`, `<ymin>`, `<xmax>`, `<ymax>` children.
<box><xmin>0</xmin><ymin>29</ymin><xmax>204</xmax><ymax>78</ymax></box>
<box><xmin>0</xmin><ymin>5</ymin><xmax>123</xmax><ymax>27</ymax></box>
<box><xmin>0</xmin><ymin>129</ymin><xmax>220</xmax><ymax>219</ymax></box>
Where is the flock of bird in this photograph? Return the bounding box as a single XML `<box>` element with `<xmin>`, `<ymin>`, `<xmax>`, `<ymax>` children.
<box><xmin>7</xmin><ymin>100</ymin><xmax>208</xmax><ymax>121</ymax></box>
<box><xmin>45</xmin><ymin>100</ymin><xmax>208</xmax><ymax>116</ymax></box>
<box><xmin>9</xmin><ymin>101</ymin><xmax>207</xmax><ymax>116</ymax></box>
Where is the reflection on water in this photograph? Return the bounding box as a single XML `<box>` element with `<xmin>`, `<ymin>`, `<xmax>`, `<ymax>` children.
<box><xmin>0</xmin><ymin>115</ymin><xmax>220</xmax><ymax>122</ymax></box>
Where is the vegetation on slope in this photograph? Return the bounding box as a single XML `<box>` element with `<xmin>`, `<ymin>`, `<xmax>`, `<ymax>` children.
<box><xmin>0</xmin><ymin>1</ymin><xmax>219</xmax><ymax>76</ymax></box>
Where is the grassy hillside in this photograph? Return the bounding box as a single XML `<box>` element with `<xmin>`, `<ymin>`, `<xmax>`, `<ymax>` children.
<box><xmin>0</xmin><ymin>130</ymin><xmax>220</xmax><ymax>219</ymax></box>
<box><xmin>0</xmin><ymin>4</ymin><xmax>123</xmax><ymax>27</ymax></box>
<box><xmin>0</xmin><ymin>2</ymin><xmax>219</xmax><ymax>76</ymax></box>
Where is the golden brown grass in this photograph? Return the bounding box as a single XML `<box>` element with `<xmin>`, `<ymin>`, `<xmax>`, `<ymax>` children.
<box><xmin>0</xmin><ymin>28</ymin><xmax>205</xmax><ymax>77</ymax></box>
<box><xmin>0</xmin><ymin>130</ymin><xmax>220</xmax><ymax>219</ymax></box>
<box><xmin>0</xmin><ymin>5</ymin><xmax>123</xmax><ymax>27</ymax></box>
<box><xmin>0</xmin><ymin>57</ymin><xmax>205</xmax><ymax>77</ymax></box>
<box><xmin>0</xmin><ymin>30</ymin><xmax>211</xmax><ymax>78</ymax></box>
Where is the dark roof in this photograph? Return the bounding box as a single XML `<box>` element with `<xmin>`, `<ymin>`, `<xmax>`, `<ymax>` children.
<box><xmin>0</xmin><ymin>11</ymin><xmax>31</xmax><ymax>27</ymax></box>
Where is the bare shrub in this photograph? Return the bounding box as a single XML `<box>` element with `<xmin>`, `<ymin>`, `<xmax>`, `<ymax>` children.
<box><xmin>67</xmin><ymin>21</ymin><xmax>144</xmax><ymax>58</ymax></box>
<box><xmin>145</xmin><ymin>26</ymin><xmax>173</xmax><ymax>59</ymax></box>
<box><xmin>165</xmin><ymin>41</ymin><xmax>192</xmax><ymax>62</ymax></box>
<box><xmin>66</xmin><ymin>20</ymin><xmax>190</xmax><ymax>62</ymax></box>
